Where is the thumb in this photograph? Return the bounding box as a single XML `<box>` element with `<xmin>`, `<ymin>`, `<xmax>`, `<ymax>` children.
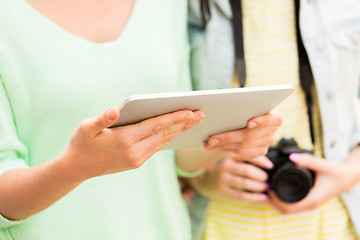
<box><xmin>289</xmin><ymin>153</ymin><xmax>328</xmax><ymax>173</ymax></box>
<box><xmin>82</xmin><ymin>107</ymin><xmax>120</xmax><ymax>137</ymax></box>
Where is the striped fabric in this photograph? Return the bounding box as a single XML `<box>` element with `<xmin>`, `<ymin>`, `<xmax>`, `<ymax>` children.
<box><xmin>204</xmin><ymin>198</ymin><xmax>356</xmax><ymax>240</ymax></box>
<box><xmin>201</xmin><ymin>0</ymin><xmax>358</xmax><ymax>239</ymax></box>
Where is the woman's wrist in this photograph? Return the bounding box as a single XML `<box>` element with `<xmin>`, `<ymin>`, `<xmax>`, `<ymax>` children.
<box><xmin>0</xmin><ymin>155</ymin><xmax>84</xmax><ymax>220</ymax></box>
<box><xmin>52</xmin><ymin>151</ymin><xmax>88</xmax><ymax>184</ymax></box>
<box><xmin>345</xmin><ymin>146</ymin><xmax>360</xmax><ymax>185</ymax></box>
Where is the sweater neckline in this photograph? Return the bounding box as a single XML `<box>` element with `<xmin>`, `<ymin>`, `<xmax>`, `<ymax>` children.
<box><xmin>21</xmin><ymin>0</ymin><xmax>140</xmax><ymax>48</ymax></box>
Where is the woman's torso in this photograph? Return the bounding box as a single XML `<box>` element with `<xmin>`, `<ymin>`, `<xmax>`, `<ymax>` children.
<box><xmin>0</xmin><ymin>0</ymin><xmax>192</xmax><ymax>239</ymax></box>
<box><xmin>189</xmin><ymin>0</ymin><xmax>359</xmax><ymax>239</ymax></box>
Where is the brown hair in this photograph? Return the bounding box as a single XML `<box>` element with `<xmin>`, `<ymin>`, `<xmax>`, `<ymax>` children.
<box><xmin>200</xmin><ymin>0</ymin><xmax>211</xmax><ymax>28</ymax></box>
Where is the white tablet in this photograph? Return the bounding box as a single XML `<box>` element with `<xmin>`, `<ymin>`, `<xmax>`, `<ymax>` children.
<box><xmin>111</xmin><ymin>84</ymin><xmax>294</xmax><ymax>149</ymax></box>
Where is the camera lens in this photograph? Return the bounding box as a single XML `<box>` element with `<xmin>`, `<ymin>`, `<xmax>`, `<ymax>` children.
<box><xmin>272</xmin><ymin>166</ymin><xmax>314</xmax><ymax>203</ymax></box>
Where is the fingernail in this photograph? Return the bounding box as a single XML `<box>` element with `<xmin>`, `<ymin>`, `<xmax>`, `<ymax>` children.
<box><xmin>248</xmin><ymin>121</ymin><xmax>257</xmax><ymax>128</ymax></box>
<box><xmin>264</xmin><ymin>160</ymin><xmax>274</xmax><ymax>169</ymax></box>
<box><xmin>208</xmin><ymin>138</ymin><xmax>220</xmax><ymax>146</ymax></box>
<box><xmin>289</xmin><ymin>153</ymin><xmax>301</xmax><ymax>163</ymax></box>
<box><xmin>106</xmin><ymin>108</ymin><xmax>117</xmax><ymax>121</ymax></box>
<box><xmin>185</xmin><ymin>112</ymin><xmax>195</xmax><ymax>120</ymax></box>
<box><xmin>260</xmin><ymin>194</ymin><xmax>268</xmax><ymax>201</ymax></box>
<box><xmin>195</xmin><ymin>112</ymin><xmax>205</xmax><ymax>120</ymax></box>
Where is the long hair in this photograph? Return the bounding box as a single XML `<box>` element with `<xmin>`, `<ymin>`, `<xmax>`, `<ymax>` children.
<box><xmin>200</xmin><ymin>0</ymin><xmax>211</xmax><ymax>28</ymax></box>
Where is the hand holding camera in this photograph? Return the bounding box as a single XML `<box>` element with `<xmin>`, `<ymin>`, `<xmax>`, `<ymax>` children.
<box><xmin>269</xmin><ymin>147</ymin><xmax>360</xmax><ymax>214</ymax></box>
<box><xmin>264</xmin><ymin>138</ymin><xmax>315</xmax><ymax>203</ymax></box>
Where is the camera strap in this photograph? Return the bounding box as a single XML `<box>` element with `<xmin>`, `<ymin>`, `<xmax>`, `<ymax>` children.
<box><xmin>229</xmin><ymin>0</ymin><xmax>246</xmax><ymax>88</ymax></box>
<box><xmin>294</xmin><ymin>0</ymin><xmax>315</xmax><ymax>145</ymax></box>
<box><xmin>229</xmin><ymin>0</ymin><xmax>315</xmax><ymax>144</ymax></box>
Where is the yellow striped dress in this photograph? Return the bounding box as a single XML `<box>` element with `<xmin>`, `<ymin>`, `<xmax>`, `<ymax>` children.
<box><xmin>201</xmin><ymin>0</ymin><xmax>359</xmax><ymax>239</ymax></box>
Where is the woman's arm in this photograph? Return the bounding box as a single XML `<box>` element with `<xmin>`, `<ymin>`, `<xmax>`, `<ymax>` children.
<box><xmin>346</xmin><ymin>145</ymin><xmax>360</xmax><ymax>179</ymax></box>
<box><xmin>0</xmin><ymin>107</ymin><xmax>204</xmax><ymax>220</ymax></box>
<box><xmin>176</xmin><ymin>147</ymin><xmax>224</xmax><ymax>173</ymax></box>
<box><xmin>0</xmin><ymin>158</ymin><xmax>82</xmax><ymax>221</ymax></box>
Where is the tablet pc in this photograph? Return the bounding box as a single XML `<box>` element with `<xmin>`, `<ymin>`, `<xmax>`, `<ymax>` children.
<box><xmin>111</xmin><ymin>84</ymin><xmax>294</xmax><ymax>149</ymax></box>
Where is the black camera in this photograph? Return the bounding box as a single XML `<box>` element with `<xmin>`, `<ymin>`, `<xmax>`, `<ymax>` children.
<box><xmin>265</xmin><ymin>138</ymin><xmax>315</xmax><ymax>203</ymax></box>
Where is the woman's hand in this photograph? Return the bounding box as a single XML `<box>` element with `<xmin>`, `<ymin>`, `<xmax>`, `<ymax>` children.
<box><xmin>269</xmin><ymin>152</ymin><xmax>360</xmax><ymax>214</ymax></box>
<box><xmin>204</xmin><ymin>110</ymin><xmax>282</xmax><ymax>161</ymax></box>
<box><xmin>202</xmin><ymin>111</ymin><xmax>282</xmax><ymax>201</ymax></box>
<box><xmin>188</xmin><ymin>111</ymin><xmax>282</xmax><ymax>202</ymax></box>
<box><xmin>214</xmin><ymin>155</ymin><xmax>272</xmax><ymax>202</ymax></box>
<box><xmin>61</xmin><ymin>107</ymin><xmax>204</xmax><ymax>181</ymax></box>
<box><xmin>179</xmin><ymin>177</ymin><xmax>196</xmax><ymax>202</ymax></box>
<box><xmin>0</xmin><ymin>107</ymin><xmax>204</xmax><ymax>221</ymax></box>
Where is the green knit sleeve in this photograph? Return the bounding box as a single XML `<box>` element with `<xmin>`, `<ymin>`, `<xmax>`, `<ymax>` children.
<box><xmin>175</xmin><ymin>163</ymin><xmax>205</xmax><ymax>178</ymax></box>
<box><xmin>0</xmin><ymin>76</ymin><xmax>28</xmax><ymax>175</ymax></box>
<box><xmin>0</xmin><ymin>76</ymin><xmax>29</xmax><ymax>228</ymax></box>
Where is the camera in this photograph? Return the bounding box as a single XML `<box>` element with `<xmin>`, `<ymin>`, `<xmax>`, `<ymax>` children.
<box><xmin>264</xmin><ymin>138</ymin><xmax>315</xmax><ymax>203</ymax></box>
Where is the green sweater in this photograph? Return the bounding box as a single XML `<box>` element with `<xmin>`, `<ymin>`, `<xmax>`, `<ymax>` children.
<box><xmin>0</xmin><ymin>0</ymin><xmax>193</xmax><ymax>239</ymax></box>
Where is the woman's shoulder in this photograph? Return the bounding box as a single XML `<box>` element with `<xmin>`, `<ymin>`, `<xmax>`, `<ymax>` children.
<box><xmin>0</xmin><ymin>1</ymin><xmax>26</xmax><ymax>37</ymax></box>
<box><xmin>0</xmin><ymin>0</ymin><xmax>20</xmax><ymax>19</ymax></box>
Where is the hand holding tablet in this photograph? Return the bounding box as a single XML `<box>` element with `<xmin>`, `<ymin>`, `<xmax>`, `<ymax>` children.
<box><xmin>111</xmin><ymin>84</ymin><xmax>294</xmax><ymax>149</ymax></box>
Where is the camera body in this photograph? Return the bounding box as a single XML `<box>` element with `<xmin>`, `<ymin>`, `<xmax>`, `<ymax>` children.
<box><xmin>265</xmin><ymin>138</ymin><xmax>315</xmax><ymax>203</ymax></box>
